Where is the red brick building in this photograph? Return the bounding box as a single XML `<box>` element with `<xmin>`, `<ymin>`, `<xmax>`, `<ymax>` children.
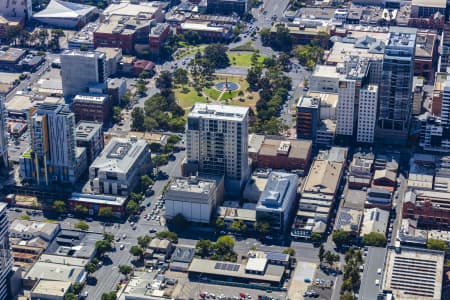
<box><xmin>149</xmin><ymin>23</ymin><xmax>171</xmax><ymax>54</ymax></box>
<box><xmin>403</xmin><ymin>190</ymin><xmax>450</xmax><ymax>228</ymax></box>
<box><xmin>72</xmin><ymin>94</ymin><xmax>111</xmax><ymax>123</ymax></box>
<box><xmin>253</xmin><ymin>137</ymin><xmax>312</xmax><ymax>172</ymax></box>
<box><xmin>67</xmin><ymin>193</ymin><xmax>127</xmax><ymax>218</ymax></box>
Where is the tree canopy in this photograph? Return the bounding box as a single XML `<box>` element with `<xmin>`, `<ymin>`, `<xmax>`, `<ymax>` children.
<box><xmin>362</xmin><ymin>232</ymin><xmax>387</xmax><ymax>247</ymax></box>
<box><xmin>427</xmin><ymin>238</ymin><xmax>449</xmax><ymax>253</ymax></box>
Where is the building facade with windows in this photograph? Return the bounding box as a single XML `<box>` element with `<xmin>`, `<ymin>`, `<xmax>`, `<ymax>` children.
<box><xmin>376</xmin><ymin>27</ymin><xmax>417</xmax><ymax>145</ymax></box>
<box><xmin>0</xmin><ymin>203</ymin><xmax>13</xmax><ymax>300</ymax></box>
<box><xmin>185</xmin><ymin>104</ymin><xmax>250</xmax><ymax>194</ymax></box>
<box><xmin>60</xmin><ymin>49</ymin><xmax>107</xmax><ymax>99</ymax></box>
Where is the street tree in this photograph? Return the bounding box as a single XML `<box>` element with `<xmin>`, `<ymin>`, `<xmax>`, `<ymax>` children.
<box><xmin>282</xmin><ymin>248</ymin><xmax>296</xmax><ymax>256</ymax></box>
<box><xmin>65</xmin><ymin>293</ymin><xmax>78</xmax><ymax>300</ymax></box>
<box><xmin>271</xmin><ymin>24</ymin><xmax>292</xmax><ymax>52</ymax></box>
<box><xmin>84</xmin><ymin>263</ymin><xmax>97</xmax><ymax>278</ymax></box>
<box><xmin>74</xmin><ymin>204</ymin><xmax>89</xmax><ymax>215</ymax></box>
<box><xmin>130</xmin><ymin>193</ymin><xmax>143</xmax><ymax>204</ymax></box>
<box><xmin>141</xmin><ymin>175</ymin><xmax>154</xmax><ymax>191</ymax></box>
<box><xmin>98</xmin><ymin>207</ymin><xmax>113</xmax><ymax>218</ymax></box>
<box><xmin>52</xmin><ymin>200</ymin><xmax>66</xmax><ymax>213</ymax></box>
<box><xmin>156</xmin><ymin>231</ymin><xmax>178</xmax><ymax>242</ymax></box>
<box><xmin>215</xmin><ymin>218</ymin><xmax>225</xmax><ymax>231</ymax></box>
<box><xmin>319</xmin><ymin>245</ymin><xmax>325</xmax><ymax>263</ymax></box>
<box><xmin>95</xmin><ymin>240</ymin><xmax>112</xmax><ymax>256</ymax></box>
<box><xmin>311</xmin><ymin>232</ymin><xmax>322</xmax><ymax>243</ymax></box>
<box><xmin>137</xmin><ymin>235</ymin><xmax>151</xmax><ymax>249</ymax></box>
<box><xmin>259</xmin><ymin>28</ymin><xmax>271</xmax><ymax>46</ymax></box>
<box><xmin>71</xmin><ymin>282</ymin><xmax>84</xmax><ymax>294</ymax></box>
<box><xmin>101</xmin><ymin>291</ymin><xmax>117</xmax><ymax>300</ymax></box>
<box><xmin>362</xmin><ymin>232</ymin><xmax>387</xmax><ymax>247</ymax></box>
<box><xmin>230</xmin><ymin>220</ymin><xmax>247</xmax><ymax>232</ymax></box>
<box><xmin>118</xmin><ymin>265</ymin><xmax>133</xmax><ymax>278</ymax></box>
<box><xmin>129</xmin><ymin>245</ymin><xmax>144</xmax><ymax>260</ymax></box>
<box><xmin>153</xmin><ymin>154</ymin><xmax>168</xmax><ymax>167</ymax></box>
<box><xmin>74</xmin><ymin>221</ymin><xmax>89</xmax><ymax>231</ymax></box>
<box><xmin>155</xmin><ymin>71</ymin><xmax>173</xmax><ymax>94</ymax></box>
<box><xmin>171</xmin><ymin>213</ymin><xmax>189</xmax><ymax>228</ymax></box>
<box><xmin>126</xmin><ymin>200</ymin><xmax>139</xmax><ymax>215</ymax></box>
<box><xmin>254</xmin><ymin>221</ymin><xmax>271</xmax><ymax>235</ymax></box>
<box><xmin>103</xmin><ymin>233</ymin><xmax>115</xmax><ymax>243</ymax></box>
<box><xmin>112</xmin><ymin>106</ymin><xmax>122</xmax><ymax>124</ymax></box>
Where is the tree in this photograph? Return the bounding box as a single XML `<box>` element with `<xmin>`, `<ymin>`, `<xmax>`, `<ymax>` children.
<box><xmin>203</xmin><ymin>44</ymin><xmax>230</xmax><ymax>68</ymax></box>
<box><xmin>95</xmin><ymin>240</ymin><xmax>112</xmax><ymax>256</ymax></box>
<box><xmin>153</xmin><ymin>154</ymin><xmax>168</xmax><ymax>167</ymax></box>
<box><xmin>196</xmin><ymin>239</ymin><xmax>214</xmax><ymax>257</ymax></box>
<box><xmin>271</xmin><ymin>24</ymin><xmax>292</xmax><ymax>52</ymax></box>
<box><xmin>362</xmin><ymin>232</ymin><xmax>387</xmax><ymax>247</ymax></box>
<box><xmin>278</xmin><ymin>53</ymin><xmax>291</xmax><ymax>70</ymax></box>
<box><xmin>311</xmin><ymin>232</ymin><xmax>322</xmax><ymax>243</ymax></box>
<box><xmin>137</xmin><ymin>235</ymin><xmax>151</xmax><ymax>249</ymax></box>
<box><xmin>98</xmin><ymin>207</ymin><xmax>113</xmax><ymax>218</ymax></box>
<box><xmin>230</xmin><ymin>220</ymin><xmax>247</xmax><ymax>232</ymax></box>
<box><xmin>156</xmin><ymin>231</ymin><xmax>178</xmax><ymax>243</ymax></box>
<box><xmin>215</xmin><ymin>235</ymin><xmax>235</xmax><ymax>253</ymax></box>
<box><xmin>427</xmin><ymin>238</ymin><xmax>449</xmax><ymax>253</ymax></box>
<box><xmin>139</xmin><ymin>71</ymin><xmax>150</xmax><ymax>79</ymax></box>
<box><xmin>71</xmin><ymin>282</ymin><xmax>84</xmax><ymax>295</ymax></box>
<box><xmin>85</xmin><ymin>263</ymin><xmax>97</xmax><ymax>278</ymax></box>
<box><xmin>282</xmin><ymin>248</ymin><xmax>296</xmax><ymax>256</ymax></box>
<box><xmin>136</xmin><ymin>79</ymin><xmax>147</xmax><ymax>95</ymax></box>
<box><xmin>332</xmin><ymin>230</ymin><xmax>351</xmax><ymax>248</ymax></box>
<box><xmin>129</xmin><ymin>245</ymin><xmax>144</xmax><ymax>260</ymax></box>
<box><xmin>101</xmin><ymin>291</ymin><xmax>117</xmax><ymax>300</ymax></box>
<box><xmin>103</xmin><ymin>233</ymin><xmax>114</xmax><ymax>244</ymax></box>
<box><xmin>183</xmin><ymin>30</ymin><xmax>201</xmax><ymax>45</ymax></box>
<box><xmin>141</xmin><ymin>175</ymin><xmax>153</xmax><ymax>191</ymax></box>
<box><xmin>173</xmin><ymin>68</ymin><xmax>189</xmax><ymax>85</ymax></box>
<box><xmin>156</xmin><ymin>71</ymin><xmax>173</xmax><ymax>94</ymax></box>
<box><xmin>131</xmin><ymin>107</ymin><xmax>145</xmax><ymax>131</ymax></box>
<box><xmin>254</xmin><ymin>221</ymin><xmax>271</xmax><ymax>235</ymax></box>
<box><xmin>261</xmin><ymin>117</ymin><xmax>282</xmax><ymax>135</ymax></box>
<box><xmin>112</xmin><ymin>106</ymin><xmax>122</xmax><ymax>124</ymax></box>
<box><xmin>65</xmin><ymin>293</ymin><xmax>78</xmax><ymax>300</ymax></box>
<box><xmin>149</xmin><ymin>142</ymin><xmax>161</xmax><ymax>153</ymax></box>
<box><xmin>167</xmin><ymin>135</ymin><xmax>181</xmax><ymax>145</ymax></box>
<box><xmin>319</xmin><ymin>245</ymin><xmax>325</xmax><ymax>263</ymax></box>
<box><xmin>324</xmin><ymin>251</ymin><xmax>339</xmax><ymax>266</ymax></box>
<box><xmin>74</xmin><ymin>204</ymin><xmax>89</xmax><ymax>215</ymax></box>
<box><xmin>340</xmin><ymin>292</ymin><xmax>356</xmax><ymax>300</ymax></box>
<box><xmin>118</xmin><ymin>265</ymin><xmax>133</xmax><ymax>278</ymax></box>
<box><xmin>126</xmin><ymin>200</ymin><xmax>139</xmax><ymax>215</ymax></box>
<box><xmin>215</xmin><ymin>218</ymin><xmax>225</xmax><ymax>230</ymax></box>
<box><xmin>74</xmin><ymin>221</ymin><xmax>89</xmax><ymax>231</ymax></box>
<box><xmin>52</xmin><ymin>200</ymin><xmax>66</xmax><ymax>213</ymax></box>
<box><xmin>260</xmin><ymin>28</ymin><xmax>271</xmax><ymax>46</ymax></box>
<box><xmin>130</xmin><ymin>192</ymin><xmax>143</xmax><ymax>204</ymax></box>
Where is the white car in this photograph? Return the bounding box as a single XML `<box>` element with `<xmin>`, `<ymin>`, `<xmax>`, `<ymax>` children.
<box><xmin>122</xmin><ymin>234</ymin><xmax>127</xmax><ymax>239</ymax></box>
<box><xmin>120</xmin><ymin>244</ymin><xmax>125</xmax><ymax>250</ymax></box>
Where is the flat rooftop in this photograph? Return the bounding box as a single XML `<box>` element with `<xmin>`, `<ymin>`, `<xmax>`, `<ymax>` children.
<box><xmin>303</xmin><ymin>159</ymin><xmax>343</xmax><ymax>195</ymax></box>
<box><xmin>181</xmin><ymin>22</ymin><xmax>227</xmax><ymax>33</ymax></box>
<box><xmin>69</xmin><ymin>193</ymin><xmax>127</xmax><ymax>206</ymax></box>
<box><xmin>75</xmin><ymin>121</ymin><xmax>102</xmax><ymax>141</ymax></box>
<box><xmin>359</xmin><ymin>247</ymin><xmax>386</xmax><ymax>300</ymax></box>
<box><xmin>256</xmin><ymin>172</ymin><xmax>298</xmax><ymax>212</ymax></box>
<box><xmin>0</xmin><ymin>48</ymin><xmax>25</xmax><ymax>62</ymax></box>
<box><xmin>25</xmin><ymin>261</ymin><xmax>86</xmax><ymax>284</ymax></box>
<box><xmin>73</xmin><ymin>93</ymin><xmax>108</xmax><ymax>103</ymax></box>
<box><xmin>31</xmin><ymin>280</ymin><xmax>71</xmax><ymax>297</ymax></box>
<box><xmin>103</xmin><ymin>1</ymin><xmax>162</xmax><ymax>17</ymax></box>
<box><xmin>189</xmin><ymin>103</ymin><xmax>248</xmax><ymax>122</ymax></box>
<box><xmin>90</xmin><ymin>137</ymin><xmax>148</xmax><ymax>174</ymax></box>
<box><xmin>382</xmin><ymin>246</ymin><xmax>444</xmax><ymax>300</ymax></box>
<box><xmin>188</xmin><ymin>258</ymin><xmax>285</xmax><ymax>284</ymax></box>
<box><xmin>168</xmin><ymin>176</ymin><xmax>216</xmax><ymax>194</ymax></box>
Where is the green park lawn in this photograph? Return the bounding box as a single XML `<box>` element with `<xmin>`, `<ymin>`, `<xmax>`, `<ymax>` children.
<box><xmin>228</xmin><ymin>52</ymin><xmax>266</xmax><ymax>67</ymax></box>
<box><xmin>174</xmin><ymin>86</ymin><xmax>207</xmax><ymax>111</ymax></box>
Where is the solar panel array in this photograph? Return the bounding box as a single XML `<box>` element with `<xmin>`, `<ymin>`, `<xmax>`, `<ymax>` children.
<box><xmin>214</xmin><ymin>262</ymin><xmax>240</xmax><ymax>272</ymax></box>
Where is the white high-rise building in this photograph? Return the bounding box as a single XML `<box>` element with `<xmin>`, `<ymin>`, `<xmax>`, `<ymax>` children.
<box><xmin>186</xmin><ymin>104</ymin><xmax>250</xmax><ymax>194</ymax></box>
<box><xmin>357</xmin><ymin>85</ymin><xmax>379</xmax><ymax>143</ymax></box>
<box><xmin>60</xmin><ymin>49</ymin><xmax>107</xmax><ymax>99</ymax></box>
<box><xmin>0</xmin><ymin>96</ymin><xmax>8</xmax><ymax>168</ymax></box>
<box><xmin>0</xmin><ymin>203</ymin><xmax>12</xmax><ymax>300</ymax></box>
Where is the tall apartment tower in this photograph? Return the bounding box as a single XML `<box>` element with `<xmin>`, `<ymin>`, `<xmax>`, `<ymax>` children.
<box><xmin>0</xmin><ymin>203</ymin><xmax>12</xmax><ymax>300</ymax></box>
<box><xmin>0</xmin><ymin>96</ymin><xmax>8</xmax><ymax>169</ymax></box>
<box><xmin>60</xmin><ymin>49</ymin><xmax>107</xmax><ymax>100</ymax></box>
<box><xmin>357</xmin><ymin>84</ymin><xmax>379</xmax><ymax>143</ymax></box>
<box><xmin>336</xmin><ymin>58</ymin><xmax>370</xmax><ymax>143</ymax></box>
<box><xmin>186</xmin><ymin>104</ymin><xmax>250</xmax><ymax>194</ymax></box>
<box><xmin>376</xmin><ymin>27</ymin><xmax>417</xmax><ymax>145</ymax></box>
<box><xmin>21</xmin><ymin>104</ymin><xmax>78</xmax><ymax>185</ymax></box>
<box><xmin>439</xmin><ymin>24</ymin><xmax>450</xmax><ymax>72</ymax></box>
<box><xmin>443</xmin><ymin>81</ymin><xmax>450</xmax><ymax>126</ymax></box>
